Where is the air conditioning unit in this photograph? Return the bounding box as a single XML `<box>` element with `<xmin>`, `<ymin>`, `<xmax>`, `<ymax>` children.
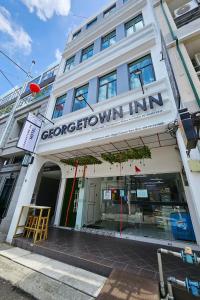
<box><xmin>195</xmin><ymin>53</ymin><xmax>200</xmax><ymax>66</ymax></box>
<box><xmin>174</xmin><ymin>0</ymin><xmax>198</xmax><ymax>18</ymax></box>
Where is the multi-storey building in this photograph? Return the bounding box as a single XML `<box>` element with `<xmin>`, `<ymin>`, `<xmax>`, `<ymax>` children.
<box><xmin>153</xmin><ymin>0</ymin><xmax>200</xmax><ymax>244</ymax></box>
<box><xmin>0</xmin><ymin>64</ymin><xmax>58</xmax><ymax>240</ymax></box>
<box><xmin>6</xmin><ymin>0</ymin><xmax>199</xmax><ymax>249</ymax></box>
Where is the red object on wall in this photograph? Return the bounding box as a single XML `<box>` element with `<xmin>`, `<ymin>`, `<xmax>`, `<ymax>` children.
<box><xmin>135</xmin><ymin>166</ymin><xmax>141</xmax><ymax>173</ymax></box>
<box><xmin>29</xmin><ymin>83</ymin><xmax>41</xmax><ymax>94</ymax></box>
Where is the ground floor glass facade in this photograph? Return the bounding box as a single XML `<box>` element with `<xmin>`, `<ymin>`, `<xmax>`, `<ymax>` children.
<box><xmin>84</xmin><ymin>173</ymin><xmax>196</xmax><ymax>243</ymax></box>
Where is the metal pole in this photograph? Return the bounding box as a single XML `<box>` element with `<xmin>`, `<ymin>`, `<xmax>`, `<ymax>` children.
<box><xmin>157</xmin><ymin>250</ymin><xmax>166</xmax><ymax>298</ymax></box>
<box><xmin>138</xmin><ymin>74</ymin><xmax>144</xmax><ymax>94</ymax></box>
<box><xmin>0</xmin><ymin>61</ymin><xmax>35</xmax><ymax>150</ymax></box>
<box><xmin>82</xmin><ymin>98</ymin><xmax>94</xmax><ymax>112</ymax></box>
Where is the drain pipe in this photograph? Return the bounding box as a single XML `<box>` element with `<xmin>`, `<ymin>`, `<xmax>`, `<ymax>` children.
<box><xmin>160</xmin><ymin>0</ymin><xmax>200</xmax><ymax>108</ymax></box>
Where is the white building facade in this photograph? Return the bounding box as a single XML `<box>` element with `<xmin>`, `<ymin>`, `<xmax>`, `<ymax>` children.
<box><xmin>7</xmin><ymin>0</ymin><xmax>200</xmax><ymax>249</ymax></box>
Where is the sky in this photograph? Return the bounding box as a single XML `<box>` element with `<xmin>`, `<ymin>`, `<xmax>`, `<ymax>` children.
<box><xmin>0</xmin><ymin>0</ymin><xmax>113</xmax><ymax>96</ymax></box>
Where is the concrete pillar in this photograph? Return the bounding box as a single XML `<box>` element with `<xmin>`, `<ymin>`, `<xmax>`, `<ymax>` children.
<box><xmin>88</xmin><ymin>77</ymin><xmax>98</xmax><ymax>105</ymax></box>
<box><xmin>75</xmin><ymin>188</ymin><xmax>85</xmax><ymax>229</ymax></box>
<box><xmin>116</xmin><ymin>23</ymin><xmax>125</xmax><ymax>42</ymax></box>
<box><xmin>177</xmin><ymin>129</ymin><xmax>200</xmax><ymax>245</ymax></box>
<box><xmin>117</xmin><ymin>0</ymin><xmax>124</xmax><ymax>8</ymax></box>
<box><xmin>6</xmin><ymin>156</ymin><xmax>46</xmax><ymax>243</ymax></box>
<box><xmin>117</xmin><ymin>64</ymin><xmax>129</xmax><ymax>94</ymax></box>
<box><xmin>74</xmin><ymin>49</ymin><xmax>82</xmax><ymax>66</ymax></box>
<box><xmin>54</xmin><ymin>178</ymin><xmax>66</xmax><ymax>226</ymax></box>
<box><xmin>93</xmin><ymin>38</ymin><xmax>101</xmax><ymax>55</ymax></box>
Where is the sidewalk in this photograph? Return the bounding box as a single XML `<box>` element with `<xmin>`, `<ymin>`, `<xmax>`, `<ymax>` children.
<box><xmin>0</xmin><ymin>246</ymin><xmax>106</xmax><ymax>300</ymax></box>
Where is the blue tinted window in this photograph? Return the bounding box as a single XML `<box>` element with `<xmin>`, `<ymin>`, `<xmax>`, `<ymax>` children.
<box><xmin>53</xmin><ymin>94</ymin><xmax>66</xmax><ymax>119</ymax></box>
<box><xmin>98</xmin><ymin>71</ymin><xmax>117</xmax><ymax>101</ymax></box>
<box><xmin>125</xmin><ymin>15</ymin><xmax>144</xmax><ymax>36</ymax></box>
<box><xmin>64</xmin><ymin>56</ymin><xmax>75</xmax><ymax>73</ymax></box>
<box><xmin>73</xmin><ymin>84</ymin><xmax>88</xmax><ymax>112</ymax></box>
<box><xmin>87</xmin><ymin>18</ymin><xmax>97</xmax><ymax>29</ymax></box>
<box><xmin>101</xmin><ymin>31</ymin><xmax>116</xmax><ymax>50</ymax></box>
<box><xmin>104</xmin><ymin>4</ymin><xmax>116</xmax><ymax>17</ymax></box>
<box><xmin>129</xmin><ymin>55</ymin><xmax>155</xmax><ymax>90</ymax></box>
<box><xmin>81</xmin><ymin>44</ymin><xmax>94</xmax><ymax>62</ymax></box>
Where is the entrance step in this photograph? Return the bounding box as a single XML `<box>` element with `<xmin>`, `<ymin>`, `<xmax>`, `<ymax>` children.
<box><xmin>0</xmin><ymin>247</ymin><xmax>107</xmax><ymax>299</ymax></box>
<box><xmin>13</xmin><ymin>237</ymin><xmax>112</xmax><ymax>277</ymax></box>
<box><xmin>97</xmin><ymin>269</ymin><xmax>159</xmax><ymax>300</ymax></box>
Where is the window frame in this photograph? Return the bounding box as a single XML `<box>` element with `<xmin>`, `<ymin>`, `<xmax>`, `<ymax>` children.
<box><xmin>72</xmin><ymin>29</ymin><xmax>81</xmax><ymax>40</ymax></box>
<box><xmin>128</xmin><ymin>54</ymin><xmax>156</xmax><ymax>90</ymax></box>
<box><xmin>64</xmin><ymin>56</ymin><xmax>75</xmax><ymax>73</ymax></box>
<box><xmin>103</xmin><ymin>4</ymin><xmax>116</xmax><ymax>18</ymax></box>
<box><xmin>52</xmin><ymin>94</ymin><xmax>67</xmax><ymax>119</ymax></box>
<box><xmin>72</xmin><ymin>84</ymin><xmax>89</xmax><ymax>112</ymax></box>
<box><xmin>101</xmin><ymin>30</ymin><xmax>116</xmax><ymax>51</ymax></box>
<box><xmin>125</xmin><ymin>14</ymin><xmax>144</xmax><ymax>37</ymax></box>
<box><xmin>81</xmin><ymin>44</ymin><xmax>94</xmax><ymax>62</ymax></box>
<box><xmin>98</xmin><ymin>71</ymin><xmax>117</xmax><ymax>102</ymax></box>
<box><xmin>87</xmin><ymin>18</ymin><xmax>97</xmax><ymax>29</ymax></box>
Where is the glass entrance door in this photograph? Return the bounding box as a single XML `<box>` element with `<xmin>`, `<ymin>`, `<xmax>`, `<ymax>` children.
<box><xmin>0</xmin><ymin>177</ymin><xmax>15</xmax><ymax>220</ymax></box>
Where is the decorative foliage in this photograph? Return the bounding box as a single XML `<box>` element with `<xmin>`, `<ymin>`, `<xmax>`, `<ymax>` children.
<box><xmin>61</xmin><ymin>155</ymin><xmax>102</xmax><ymax>166</ymax></box>
<box><xmin>101</xmin><ymin>146</ymin><xmax>151</xmax><ymax>164</ymax></box>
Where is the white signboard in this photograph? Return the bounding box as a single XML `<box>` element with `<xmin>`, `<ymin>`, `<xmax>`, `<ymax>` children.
<box><xmin>103</xmin><ymin>190</ymin><xmax>112</xmax><ymax>200</ymax></box>
<box><xmin>17</xmin><ymin>113</ymin><xmax>42</xmax><ymax>153</ymax></box>
<box><xmin>137</xmin><ymin>189</ymin><xmax>148</xmax><ymax>198</ymax></box>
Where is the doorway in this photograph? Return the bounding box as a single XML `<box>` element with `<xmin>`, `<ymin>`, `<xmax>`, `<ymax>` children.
<box><xmin>33</xmin><ymin>162</ymin><xmax>61</xmax><ymax>223</ymax></box>
<box><xmin>0</xmin><ymin>177</ymin><xmax>16</xmax><ymax>221</ymax></box>
<box><xmin>60</xmin><ymin>178</ymin><xmax>79</xmax><ymax>228</ymax></box>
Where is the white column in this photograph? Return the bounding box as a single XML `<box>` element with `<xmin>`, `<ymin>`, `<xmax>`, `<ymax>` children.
<box><xmin>54</xmin><ymin>178</ymin><xmax>66</xmax><ymax>226</ymax></box>
<box><xmin>6</xmin><ymin>156</ymin><xmax>46</xmax><ymax>243</ymax></box>
<box><xmin>177</xmin><ymin>129</ymin><xmax>200</xmax><ymax>245</ymax></box>
<box><xmin>75</xmin><ymin>188</ymin><xmax>85</xmax><ymax>229</ymax></box>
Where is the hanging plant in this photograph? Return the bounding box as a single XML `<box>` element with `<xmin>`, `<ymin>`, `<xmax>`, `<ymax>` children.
<box><xmin>101</xmin><ymin>146</ymin><xmax>151</xmax><ymax>164</ymax></box>
<box><xmin>61</xmin><ymin>155</ymin><xmax>102</xmax><ymax>166</ymax></box>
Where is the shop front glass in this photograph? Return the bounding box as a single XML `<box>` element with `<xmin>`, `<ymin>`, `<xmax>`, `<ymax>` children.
<box><xmin>86</xmin><ymin>173</ymin><xmax>196</xmax><ymax>243</ymax></box>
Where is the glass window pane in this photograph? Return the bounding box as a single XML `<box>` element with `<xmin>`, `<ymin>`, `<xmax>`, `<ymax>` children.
<box><xmin>102</xmin><ymin>31</ymin><xmax>116</xmax><ymax>50</ymax></box>
<box><xmin>129</xmin><ymin>55</ymin><xmax>155</xmax><ymax>90</ymax></box>
<box><xmin>99</xmin><ymin>85</ymin><xmax>107</xmax><ymax>101</ymax></box>
<box><xmin>125</xmin><ymin>15</ymin><xmax>143</xmax><ymax>37</ymax></box>
<box><xmin>64</xmin><ymin>56</ymin><xmax>75</xmax><ymax>73</ymax></box>
<box><xmin>82</xmin><ymin>45</ymin><xmax>94</xmax><ymax>62</ymax></box>
<box><xmin>53</xmin><ymin>94</ymin><xmax>66</xmax><ymax>119</ymax></box>
<box><xmin>135</xmin><ymin>20</ymin><xmax>144</xmax><ymax>31</ymax></box>
<box><xmin>99</xmin><ymin>71</ymin><xmax>117</xmax><ymax>101</ymax></box>
<box><xmin>73</xmin><ymin>85</ymin><xmax>88</xmax><ymax>112</ymax></box>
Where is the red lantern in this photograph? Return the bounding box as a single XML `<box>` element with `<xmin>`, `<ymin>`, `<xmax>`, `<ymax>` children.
<box><xmin>29</xmin><ymin>83</ymin><xmax>41</xmax><ymax>96</ymax></box>
<box><xmin>135</xmin><ymin>166</ymin><xmax>141</xmax><ymax>173</ymax></box>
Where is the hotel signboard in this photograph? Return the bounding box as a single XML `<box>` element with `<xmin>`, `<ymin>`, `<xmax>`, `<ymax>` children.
<box><xmin>17</xmin><ymin>113</ymin><xmax>42</xmax><ymax>153</ymax></box>
<box><xmin>41</xmin><ymin>93</ymin><xmax>164</xmax><ymax>141</ymax></box>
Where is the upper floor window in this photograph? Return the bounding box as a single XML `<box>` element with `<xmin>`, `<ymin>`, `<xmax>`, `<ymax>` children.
<box><xmin>81</xmin><ymin>44</ymin><xmax>94</xmax><ymax>62</ymax></box>
<box><xmin>123</xmin><ymin>0</ymin><xmax>128</xmax><ymax>3</ymax></box>
<box><xmin>64</xmin><ymin>56</ymin><xmax>75</xmax><ymax>73</ymax></box>
<box><xmin>125</xmin><ymin>14</ymin><xmax>144</xmax><ymax>36</ymax></box>
<box><xmin>129</xmin><ymin>55</ymin><xmax>155</xmax><ymax>90</ymax></box>
<box><xmin>98</xmin><ymin>71</ymin><xmax>117</xmax><ymax>101</ymax></box>
<box><xmin>73</xmin><ymin>84</ymin><xmax>88</xmax><ymax>112</ymax></box>
<box><xmin>104</xmin><ymin>4</ymin><xmax>116</xmax><ymax>17</ymax></box>
<box><xmin>52</xmin><ymin>94</ymin><xmax>66</xmax><ymax>119</ymax></box>
<box><xmin>41</xmin><ymin>66</ymin><xmax>58</xmax><ymax>82</ymax></box>
<box><xmin>87</xmin><ymin>18</ymin><xmax>97</xmax><ymax>29</ymax></box>
<box><xmin>101</xmin><ymin>30</ymin><xmax>116</xmax><ymax>50</ymax></box>
<box><xmin>73</xmin><ymin>29</ymin><xmax>81</xmax><ymax>40</ymax></box>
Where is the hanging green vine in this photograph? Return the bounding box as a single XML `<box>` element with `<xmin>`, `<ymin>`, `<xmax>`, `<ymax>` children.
<box><xmin>101</xmin><ymin>146</ymin><xmax>151</xmax><ymax>164</ymax></box>
<box><xmin>61</xmin><ymin>155</ymin><xmax>102</xmax><ymax>166</ymax></box>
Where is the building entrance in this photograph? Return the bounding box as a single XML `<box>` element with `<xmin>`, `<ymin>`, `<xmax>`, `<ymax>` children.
<box><xmin>32</xmin><ymin>162</ymin><xmax>61</xmax><ymax>223</ymax></box>
<box><xmin>85</xmin><ymin>173</ymin><xmax>196</xmax><ymax>243</ymax></box>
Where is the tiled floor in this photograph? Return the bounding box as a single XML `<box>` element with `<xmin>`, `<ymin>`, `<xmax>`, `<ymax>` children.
<box><xmin>13</xmin><ymin>227</ymin><xmax>200</xmax><ymax>281</ymax></box>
